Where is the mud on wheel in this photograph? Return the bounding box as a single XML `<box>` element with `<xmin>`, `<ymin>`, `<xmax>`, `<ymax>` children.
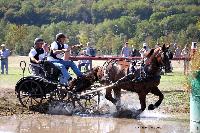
<box><xmin>15</xmin><ymin>76</ymin><xmax>45</xmax><ymax>109</ymax></box>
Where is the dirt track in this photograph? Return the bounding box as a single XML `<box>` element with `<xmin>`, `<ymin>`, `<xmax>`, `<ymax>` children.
<box><xmin>0</xmin><ymin>58</ymin><xmax>189</xmax><ymax>118</ymax></box>
<box><xmin>0</xmin><ymin>86</ymin><xmax>189</xmax><ymax>119</ymax></box>
<box><xmin>0</xmin><ymin>87</ymin><xmax>37</xmax><ymax>116</ymax></box>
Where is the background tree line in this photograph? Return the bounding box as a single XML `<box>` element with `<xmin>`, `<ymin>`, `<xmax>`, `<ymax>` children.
<box><xmin>0</xmin><ymin>0</ymin><xmax>200</xmax><ymax>55</ymax></box>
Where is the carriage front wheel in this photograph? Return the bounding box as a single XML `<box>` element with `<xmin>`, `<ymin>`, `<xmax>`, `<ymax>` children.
<box><xmin>16</xmin><ymin>78</ymin><xmax>44</xmax><ymax>109</ymax></box>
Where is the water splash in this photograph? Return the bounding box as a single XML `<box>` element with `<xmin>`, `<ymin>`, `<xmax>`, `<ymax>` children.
<box><xmin>47</xmin><ymin>101</ymin><xmax>74</xmax><ymax>115</ymax></box>
<box><xmin>47</xmin><ymin>93</ymin><xmax>168</xmax><ymax>121</ymax></box>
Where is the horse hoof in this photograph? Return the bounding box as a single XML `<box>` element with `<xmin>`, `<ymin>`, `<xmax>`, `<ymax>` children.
<box><xmin>148</xmin><ymin>104</ymin><xmax>155</xmax><ymax>110</ymax></box>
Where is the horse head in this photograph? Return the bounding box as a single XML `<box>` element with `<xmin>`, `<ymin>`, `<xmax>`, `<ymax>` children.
<box><xmin>144</xmin><ymin>44</ymin><xmax>172</xmax><ymax>76</ymax></box>
<box><xmin>94</xmin><ymin>65</ymin><xmax>111</xmax><ymax>85</ymax></box>
<box><xmin>69</xmin><ymin>66</ymin><xmax>103</xmax><ymax>92</ymax></box>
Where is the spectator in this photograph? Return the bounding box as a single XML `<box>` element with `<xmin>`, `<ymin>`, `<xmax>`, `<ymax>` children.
<box><xmin>174</xmin><ymin>45</ymin><xmax>182</xmax><ymax>63</ymax></box>
<box><xmin>174</xmin><ymin>45</ymin><xmax>182</xmax><ymax>57</ymax></box>
<box><xmin>190</xmin><ymin>42</ymin><xmax>198</xmax><ymax>57</ymax></box>
<box><xmin>29</xmin><ymin>38</ymin><xmax>46</xmax><ymax>76</ymax></box>
<box><xmin>130</xmin><ymin>45</ymin><xmax>140</xmax><ymax>57</ymax></box>
<box><xmin>0</xmin><ymin>44</ymin><xmax>11</xmax><ymax>74</ymax></box>
<box><xmin>121</xmin><ymin>42</ymin><xmax>130</xmax><ymax>57</ymax></box>
<box><xmin>85</xmin><ymin>42</ymin><xmax>95</xmax><ymax>70</ymax></box>
<box><xmin>78</xmin><ymin>50</ymin><xmax>90</xmax><ymax>72</ymax></box>
<box><xmin>181</xmin><ymin>44</ymin><xmax>190</xmax><ymax>75</ymax></box>
<box><xmin>172</xmin><ymin>43</ymin><xmax>177</xmax><ymax>53</ymax></box>
<box><xmin>139</xmin><ymin>43</ymin><xmax>149</xmax><ymax>58</ymax></box>
<box><xmin>47</xmin><ymin>33</ymin><xmax>83</xmax><ymax>86</ymax></box>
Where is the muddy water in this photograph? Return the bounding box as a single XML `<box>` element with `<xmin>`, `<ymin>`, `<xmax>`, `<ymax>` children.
<box><xmin>0</xmin><ymin>92</ymin><xmax>190</xmax><ymax>133</ymax></box>
<box><xmin>0</xmin><ymin>112</ymin><xmax>189</xmax><ymax>133</ymax></box>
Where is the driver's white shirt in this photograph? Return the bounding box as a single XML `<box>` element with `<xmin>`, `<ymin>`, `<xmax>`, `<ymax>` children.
<box><xmin>29</xmin><ymin>48</ymin><xmax>46</xmax><ymax>66</ymax></box>
<box><xmin>47</xmin><ymin>41</ymin><xmax>68</xmax><ymax>61</ymax></box>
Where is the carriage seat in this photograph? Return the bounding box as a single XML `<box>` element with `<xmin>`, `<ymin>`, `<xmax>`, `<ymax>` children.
<box><xmin>43</xmin><ymin>61</ymin><xmax>62</xmax><ymax>81</ymax></box>
<box><xmin>29</xmin><ymin>63</ymin><xmax>45</xmax><ymax>77</ymax></box>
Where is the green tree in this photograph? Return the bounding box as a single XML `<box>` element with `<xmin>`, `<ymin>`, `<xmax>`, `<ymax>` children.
<box><xmin>0</xmin><ymin>20</ymin><xmax>7</xmax><ymax>43</ymax></box>
<box><xmin>5</xmin><ymin>24</ymin><xmax>28</xmax><ymax>55</ymax></box>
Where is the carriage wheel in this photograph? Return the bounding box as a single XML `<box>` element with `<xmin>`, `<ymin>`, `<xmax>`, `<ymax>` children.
<box><xmin>48</xmin><ymin>85</ymin><xmax>69</xmax><ymax>102</ymax></box>
<box><xmin>74</xmin><ymin>91</ymin><xmax>101</xmax><ymax>113</ymax></box>
<box><xmin>17</xmin><ymin>79</ymin><xmax>44</xmax><ymax>108</ymax></box>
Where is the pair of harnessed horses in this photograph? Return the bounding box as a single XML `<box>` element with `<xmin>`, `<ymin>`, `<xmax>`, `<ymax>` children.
<box><xmin>70</xmin><ymin>44</ymin><xmax>172</xmax><ymax>112</ymax></box>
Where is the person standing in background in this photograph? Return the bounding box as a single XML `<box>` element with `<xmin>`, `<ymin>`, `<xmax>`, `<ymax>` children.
<box><xmin>78</xmin><ymin>50</ymin><xmax>90</xmax><ymax>72</ymax></box>
<box><xmin>0</xmin><ymin>44</ymin><xmax>11</xmax><ymax>74</ymax></box>
<box><xmin>190</xmin><ymin>42</ymin><xmax>198</xmax><ymax>58</ymax></box>
<box><xmin>139</xmin><ymin>43</ymin><xmax>149</xmax><ymax>58</ymax></box>
<box><xmin>181</xmin><ymin>44</ymin><xmax>190</xmax><ymax>75</ymax></box>
<box><xmin>121</xmin><ymin>42</ymin><xmax>130</xmax><ymax>57</ymax></box>
<box><xmin>85</xmin><ymin>42</ymin><xmax>95</xmax><ymax>70</ymax></box>
<box><xmin>130</xmin><ymin>45</ymin><xmax>140</xmax><ymax>57</ymax></box>
<box><xmin>174</xmin><ymin>45</ymin><xmax>182</xmax><ymax>63</ymax></box>
<box><xmin>174</xmin><ymin>45</ymin><xmax>182</xmax><ymax>57</ymax></box>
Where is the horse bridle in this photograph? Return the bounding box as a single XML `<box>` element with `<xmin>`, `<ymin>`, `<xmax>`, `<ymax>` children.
<box><xmin>144</xmin><ymin>47</ymin><xmax>168</xmax><ymax>72</ymax></box>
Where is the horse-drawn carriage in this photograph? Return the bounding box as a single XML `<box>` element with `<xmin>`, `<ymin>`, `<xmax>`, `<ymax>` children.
<box><xmin>15</xmin><ymin>60</ymin><xmax>103</xmax><ymax>112</ymax></box>
<box><xmin>15</xmin><ymin>44</ymin><xmax>173</xmax><ymax>113</ymax></box>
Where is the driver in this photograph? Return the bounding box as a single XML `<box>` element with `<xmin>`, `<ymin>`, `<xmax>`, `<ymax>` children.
<box><xmin>47</xmin><ymin>33</ymin><xmax>84</xmax><ymax>86</ymax></box>
<box><xmin>29</xmin><ymin>38</ymin><xmax>46</xmax><ymax>76</ymax></box>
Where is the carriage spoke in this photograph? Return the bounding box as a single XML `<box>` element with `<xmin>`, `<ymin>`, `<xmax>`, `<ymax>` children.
<box><xmin>32</xmin><ymin>97</ymin><xmax>42</xmax><ymax>104</ymax></box>
<box><xmin>25</xmin><ymin>97</ymin><xmax>30</xmax><ymax>106</ymax></box>
<box><xmin>16</xmin><ymin>77</ymin><xmax>44</xmax><ymax>108</ymax></box>
<box><xmin>30</xmin><ymin>97</ymin><xmax>33</xmax><ymax>105</ymax></box>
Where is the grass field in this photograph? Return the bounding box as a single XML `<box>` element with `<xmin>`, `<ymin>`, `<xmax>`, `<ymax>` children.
<box><xmin>0</xmin><ymin>56</ymin><xmax>30</xmax><ymax>88</ymax></box>
<box><xmin>0</xmin><ymin>56</ymin><xmax>190</xmax><ymax>115</ymax></box>
<box><xmin>0</xmin><ymin>56</ymin><xmax>188</xmax><ymax>89</ymax></box>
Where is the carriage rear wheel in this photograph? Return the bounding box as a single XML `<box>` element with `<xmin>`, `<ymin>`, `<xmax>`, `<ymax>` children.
<box><xmin>17</xmin><ymin>79</ymin><xmax>44</xmax><ymax>109</ymax></box>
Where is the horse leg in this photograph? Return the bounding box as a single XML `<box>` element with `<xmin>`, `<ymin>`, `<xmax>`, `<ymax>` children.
<box><xmin>105</xmin><ymin>85</ymin><xmax>117</xmax><ymax>104</ymax></box>
<box><xmin>114</xmin><ymin>88</ymin><xmax>121</xmax><ymax>111</ymax></box>
<box><xmin>138</xmin><ymin>92</ymin><xmax>147</xmax><ymax>112</ymax></box>
<box><xmin>148</xmin><ymin>87</ymin><xmax>164</xmax><ymax>110</ymax></box>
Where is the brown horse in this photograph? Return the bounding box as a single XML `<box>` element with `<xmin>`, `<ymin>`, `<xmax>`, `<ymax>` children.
<box><xmin>97</xmin><ymin>59</ymin><xmax>130</xmax><ymax>85</ymax></box>
<box><xmin>69</xmin><ymin>66</ymin><xmax>102</xmax><ymax>92</ymax></box>
<box><xmin>98</xmin><ymin>44</ymin><xmax>172</xmax><ymax>112</ymax></box>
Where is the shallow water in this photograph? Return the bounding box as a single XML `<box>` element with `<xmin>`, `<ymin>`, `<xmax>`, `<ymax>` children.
<box><xmin>0</xmin><ymin>89</ymin><xmax>190</xmax><ymax>133</ymax></box>
<box><xmin>0</xmin><ymin>111</ymin><xmax>189</xmax><ymax>133</ymax></box>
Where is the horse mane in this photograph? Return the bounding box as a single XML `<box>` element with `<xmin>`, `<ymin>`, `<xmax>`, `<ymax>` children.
<box><xmin>145</xmin><ymin>48</ymin><xmax>155</xmax><ymax>58</ymax></box>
